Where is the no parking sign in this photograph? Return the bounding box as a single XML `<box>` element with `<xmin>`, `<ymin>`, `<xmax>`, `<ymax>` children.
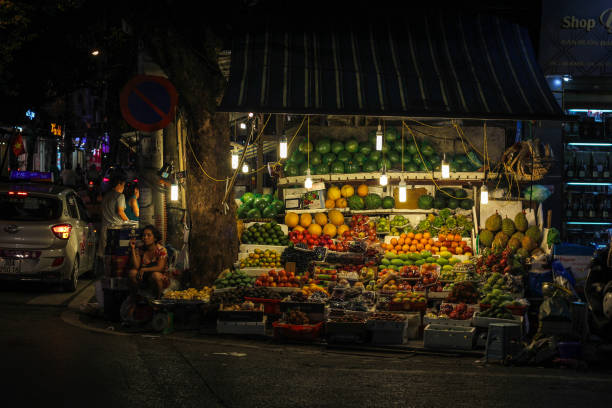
<box><xmin>120</xmin><ymin>75</ymin><xmax>178</xmax><ymax>132</ymax></box>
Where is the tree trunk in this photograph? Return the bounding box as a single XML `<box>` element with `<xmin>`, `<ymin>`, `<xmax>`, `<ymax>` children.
<box><xmin>137</xmin><ymin>21</ymin><xmax>237</xmax><ymax>286</ymax></box>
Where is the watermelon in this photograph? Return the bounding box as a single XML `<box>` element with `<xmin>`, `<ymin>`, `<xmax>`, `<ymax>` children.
<box><xmin>394</xmin><ymin>138</ymin><xmax>406</xmax><ymax>153</ymax></box>
<box><xmin>331</xmin><ymin>141</ymin><xmax>344</xmax><ymax>154</ymax></box>
<box><xmin>367</xmin><ymin>130</ymin><xmax>378</xmax><ymax>146</ymax></box>
<box><xmin>363</xmin><ymin>160</ymin><xmax>378</xmax><ymax>172</ymax></box>
<box><xmin>382</xmin><ymin>196</ymin><xmax>395</xmax><ymax>209</ymax></box>
<box><xmin>237</xmin><ymin>204</ymin><xmax>249</xmax><ymax>219</ymax></box>
<box><xmin>406</xmin><ymin>162</ymin><xmax>418</xmax><ymax>172</ymax></box>
<box><xmin>271</xmin><ymin>199</ymin><xmax>284</xmax><ymax>213</ymax></box>
<box><xmin>401</xmin><ymin>155</ymin><xmax>412</xmax><ymax>165</ymax></box>
<box><xmin>246</xmin><ymin>208</ymin><xmax>262</xmax><ymax>218</ymax></box>
<box><xmin>352</xmin><ymin>152</ymin><xmax>367</xmax><ymax>165</ymax></box>
<box><xmin>314</xmin><ymin>163</ymin><xmax>330</xmax><ymax>174</ymax></box>
<box><xmin>377</xmin><ymin>158</ymin><xmax>392</xmax><ymax>171</ymax></box>
<box><xmin>365</xmin><ymin>194</ymin><xmax>382</xmax><ymax>209</ymax></box>
<box><xmin>407</xmin><ymin>143</ymin><xmax>418</xmax><ymax>155</ymax></box>
<box><xmin>322</xmin><ymin>152</ymin><xmax>337</xmax><ymax>165</ymax></box>
<box><xmin>299</xmin><ymin>162</ymin><xmax>311</xmax><ymax>175</ymax></box>
<box><xmin>262</xmin><ymin>194</ymin><xmax>273</xmax><ymax>203</ymax></box>
<box><xmin>433</xmin><ymin>197</ymin><xmax>446</xmax><ymax>209</ymax></box>
<box><xmin>345</xmin><ymin>139</ymin><xmax>359</xmax><ymax>153</ymax></box>
<box><xmin>388</xmin><ymin>151</ymin><xmax>401</xmax><ymax>164</ymax></box>
<box><xmin>369</xmin><ymin>150</ymin><xmax>382</xmax><ymax>162</ymax></box>
<box><xmin>417</xmin><ymin>195</ymin><xmax>434</xmax><ymax>210</ymax></box>
<box><xmin>460</xmin><ymin>198</ymin><xmax>474</xmax><ymax>210</ymax></box>
<box><xmin>346</xmin><ymin>161</ymin><xmax>361</xmax><ymax>173</ymax></box>
<box><xmin>240</xmin><ymin>192</ymin><xmax>255</xmax><ymax>204</ymax></box>
<box><xmin>447</xmin><ymin>198</ymin><xmax>459</xmax><ymax>209</ymax></box>
<box><xmin>421</xmin><ymin>143</ymin><xmax>435</xmax><ymax>156</ymax></box>
<box><xmin>284</xmin><ymin>164</ymin><xmax>299</xmax><ymax>177</ymax></box>
<box><xmin>337</xmin><ymin>150</ymin><xmax>351</xmax><ymax>162</ymax></box>
<box><xmin>455</xmin><ymin>189</ymin><xmax>468</xmax><ymax>198</ymax></box>
<box><xmin>330</xmin><ymin>161</ymin><xmax>345</xmax><ymax>173</ymax></box>
<box><xmin>254</xmin><ymin>197</ymin><xmax>268</xmax><ymax>211</ymax></box>
<box><xmin>262</xmin><ymin>205</ymin><xmax>277</xmax><ymax>218</ymax></box>
<box><xmin>381</xmin><ymin>143</ymin><xmax>392</xmax><ymax>154</ymax></box>
<box><xmin>460</xmin><ymin>162</ymin><xmax>472</xmax><ymax>172</ymax></box>
<box><xmin>289</xmin><ymin>150</ymin><xmax>305</xmax><ymax>165</ymax></box>
<box><xmin>309</xmin><ymin>151</ymin><xmax>322</xmax><ymax>166</ymax></box>
<box><xmin>358</xmin><ymin>142</ymin><xmax>372</xmax><ymax>155</ymax></box>
<box><xmin>315</xmin><ymin>139</ymin><xmax>331</xmax><ymax>154</ymax></box>
<box><xmin>347</xmin><ymin>195</ymin><xmax>365</xmax><ymax>210</ymax></box>
<box><xmin>385</xmin><ymin>127</ymin><xmax>398</xmax><ymax>143</ymax></box>
<box><xmin>298</xmin><ymin>140</ymin><xmax>313</xmax><ymax>154</ymax></box>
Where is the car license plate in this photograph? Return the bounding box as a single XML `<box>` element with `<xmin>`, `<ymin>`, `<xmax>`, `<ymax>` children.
<box><xmin>0</xmin><ymin>258</ymin><xmax>21</xmax><ymax>274</ymax></box>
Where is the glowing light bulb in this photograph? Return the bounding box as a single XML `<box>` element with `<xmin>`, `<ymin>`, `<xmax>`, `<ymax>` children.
<box><xmin>240</xmin><ymin>123</ymin><xmax>246</xmax><ymax>129</ymax></box>
<box><xmin>480</xmin><ymin>185</ymin><xmax>488</xmax><ymax>204</ymax></box>
<box><xmin>242</xmin><ymin>163</ymin><xmax>249</xmax><ymax>173</ymax></box>
<box><xmin>398</xmin><ymin>180</ymin><xmax>407</xmax><ymax>203</ymax></box>
<box><xmin>304</xmin><ymin>168</ymin><xmax>313</xmax><ymax>189</ymax></box>
<box><xmin>170</xmin><ymin>184</ymin><xmax>179</xmax><ymax>201</ymax></box>
<box><xmin>279</xmin><ymin>135</ymin><xmax>288</xmax><ymax>159</ymax></box>
<box><xmin>375</xmin><ymin>124</ymin><xmax>383</xmax><ymax>151</ymax></box>
<box><xmin>231</xmin><ymin>151</ymin><xmax>239</xmax><ymax>169</ymax></box>
<box><xmin>248</xmin><ymin>112</ymin><xmax>254</xmax><ymax>118</ymax></box>
<box><xmin>379</xmin><ymin>172</ymin><xmax>388</xmax><ymax>186</ymax></box>
<box><xmin>441</xmin><ymin>156</ymin><xmax>450</xmax><ymax>179</ymax></box>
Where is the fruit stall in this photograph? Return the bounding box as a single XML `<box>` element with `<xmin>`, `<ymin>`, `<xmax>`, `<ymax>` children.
<box><xmin>150</xmin><ymin>118</ymin><xmax>579</xmax><ymax>357</ymax></box>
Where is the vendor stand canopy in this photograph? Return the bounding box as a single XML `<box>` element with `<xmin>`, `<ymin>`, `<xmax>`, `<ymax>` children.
<box><xmin>219</xmin><ymin>13</ymin><xmax>562</xmax><ymax>120</ymax></box>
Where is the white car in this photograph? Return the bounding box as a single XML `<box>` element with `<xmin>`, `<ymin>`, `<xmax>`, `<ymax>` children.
<box><xmin>0</xmin><ymin>181</ymin><xmax>97</xmax><ymax>291</ymax></box>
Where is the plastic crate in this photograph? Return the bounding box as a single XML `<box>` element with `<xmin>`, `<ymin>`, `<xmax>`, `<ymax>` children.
<box><xmin>423</xmin><ymin>324</ymin><xmax>476</xmax><ymax>350</ymax></box>
<box><xmin>272</xmin><ymin>321</ymin><xmax>323</xmax><ymax>341</ymax></box>
<box><xmin>217</xmin><ymin>304</ymin><xmax>264</xmax><ymax>322</ymax></box>
<box><xmin>485</xmin><ymin>323</ymin><xmax>523</xmax><ymax>361</ymax></box>
<box><xmin>244</xmin><ymin>297</ymin><xmax>281</xmax><ymax>314</ymax></box>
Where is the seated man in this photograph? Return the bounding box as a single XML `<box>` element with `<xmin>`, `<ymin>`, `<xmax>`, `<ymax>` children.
<box><xmin>127</xmin><ymin>225</ymin><xmax>168</xmax><ymax>298</ymax></box>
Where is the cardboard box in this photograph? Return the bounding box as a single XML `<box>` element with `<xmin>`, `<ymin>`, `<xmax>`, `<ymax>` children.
<box><xmin>283</xmin><ymin>183</ymin><xmax>326</xmax><ymax>210</ymax></box>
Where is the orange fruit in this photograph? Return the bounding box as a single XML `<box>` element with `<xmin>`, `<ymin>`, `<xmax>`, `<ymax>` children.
<box><xmin>325</xmin><ymin>199</ymin><xmax>335</xmax><ymax>209</ymax></box>
<box><xmin>410</xmin><ymin>245</ymin><xmax>417</xmax><ymax>252</ymax></box>
<box><xmin>420</xmin><ymin>238</ymin><xmax>428</xmax><ymax>245</ymax></box>
<box><xmin>414</xmin><ymin>233</ymin><xmax>423</xmax><ymax>240</ymax></box>
<box><xmin>431</xmin><ymin>246</ymin><xmax>439</xmax><ymax>253</ymax></box>
<box><xmin>407</xmin><ymin>232</ymin><xmax>415</xmax><ymax>239</ymax></box>
<box><xmin>412</xmin><ymin>239</ymin><xmax>419</xmax><ymax>245</ymax></box>
<box><xmin>423</xmin><ymin>232</ymin><xmax>431</xmax><ymax>239</ymax></box>
<box><xmin>451</xmin><ymin>242</ymin><xmax>458</xmax><ymax>248</ymax></box>
<box><xmin>425</xmin><ymin>244</ymin><xmax>432</xmax><ymax>250</ymax></box>
<box><xmin>417</xmin><ymin>244</ymin><xmax>424</xmax><ymax>250</ymax></box>
<box><xmin>390</xmin><ymin>238</ymin><xmax>398</xmax><ymax>246</ymax></box>
<box><xmin>438</xmin><ymin>234</ymin><xmax>446</xmax><ymax>241</ymax></box>
<box><xmin>455</xmin><ymin>246</ymin><xmax>464</xmax><ymax>254</ymax></box>
<box><xmin>454</xmin><ymin>234</ymin><xmax>462</xmax><ymax>242</ymax></box>
<box><xmin>398</xmin><ymin>238</ymin><xmax>405</xmax><ymax>245</ymax></box>
<box><xmin>398</xmin><ymin>251</ymin><xmax>405</xmax><ymax>255</ymax></box>
<box><xmin>395</xmin><ymin>245</ymin><xmax>402</xmax><ymax>251</ymax></box>
<box><xmin>428</xmin><ymin>238</ymin><xmax>434</xmax><ymax>245</ymax></box>
<box><xmin>357</xmin><ymin>184</ymin><xmax>369</xmax><ymax>197</ymax></box>
<box><xmin>400</xmin><ymin>233</ymin><xmax>407</xmax><ymax>239</ymax></box>
<box><xmin>402</xmin><ymin>244</ymin><xmax>410</xmax><ymax>252</ymax></box>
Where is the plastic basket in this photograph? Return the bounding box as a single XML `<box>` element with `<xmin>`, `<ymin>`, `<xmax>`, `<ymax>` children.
<box><xmin>244</xmin><ymin>297</ymin><xmax>281</xmax><ymax>314</ymax></box>
<box><xmin>272</xmin><ymin>321</ymin><xmax>323</xmax><ymax>341</ymax></box>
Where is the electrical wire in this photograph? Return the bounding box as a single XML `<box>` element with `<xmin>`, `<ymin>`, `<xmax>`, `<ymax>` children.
<box><xmin>404</xmin><ymin>118</ymin><xmax>447</xmax><ymax>129</ymax></box>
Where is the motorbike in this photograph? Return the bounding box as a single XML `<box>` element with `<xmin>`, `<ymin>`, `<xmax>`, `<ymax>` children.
<box><xmin>585</xmin><ymin>241</ymin><xmax>612</xmax><ymax>340</ymax></box>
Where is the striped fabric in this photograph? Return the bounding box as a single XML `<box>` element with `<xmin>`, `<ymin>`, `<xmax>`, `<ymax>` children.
<box><xmin>218</xmin><ymin>14</ymin><xmax>561</xmax><ymax>120</ymax></box>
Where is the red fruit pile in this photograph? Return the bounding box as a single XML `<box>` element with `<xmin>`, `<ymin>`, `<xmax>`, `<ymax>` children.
<box><xmin>255</xmin><ymin>269</ymin><xmax>303</xmax><ymax>288</ymax></box>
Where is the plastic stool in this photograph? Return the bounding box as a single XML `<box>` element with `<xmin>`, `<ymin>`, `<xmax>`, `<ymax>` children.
<box><xmin>486</xmin><ymin>323</ymin><xmax>522</xmax><ymax>362</ymax></box>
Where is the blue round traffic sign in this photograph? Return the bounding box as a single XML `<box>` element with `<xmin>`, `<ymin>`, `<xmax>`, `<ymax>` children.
<box><xmin>120</xmin><ymin>75</ymin><xmax>178</xmax><ymax>131</ymax></box>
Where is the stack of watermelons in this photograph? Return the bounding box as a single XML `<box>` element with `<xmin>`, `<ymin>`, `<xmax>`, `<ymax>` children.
<box><xmin>283</xmin><ymin>127</ymin><xmax>481</xmax><ymax>176</ymax></box>
<box><xmin>431</xmin><ymin>188</ymin><xmax>474</xmax><ymax>210</ymax></box>
<box><xmin>236</xmin><ymin>192</ymin><xmax>285</xmax><ymax>219</ymax></box>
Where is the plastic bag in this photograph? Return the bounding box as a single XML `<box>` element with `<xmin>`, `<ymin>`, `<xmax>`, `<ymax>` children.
<box><xmin>522</xmin><ymin>185</ymin><xmax>552</xmax><ymax>202</ymax></box>
<box><xmin>539</xmin><ymin>294</ymin><xmax>571</xmax><ymax>321</ymax></box>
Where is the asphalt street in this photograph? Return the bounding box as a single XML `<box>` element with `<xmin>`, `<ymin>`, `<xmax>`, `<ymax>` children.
<box><xmin>2</xmin><ymin>282</ymin><xmax>612</xmax><ymax>408</ymax></box>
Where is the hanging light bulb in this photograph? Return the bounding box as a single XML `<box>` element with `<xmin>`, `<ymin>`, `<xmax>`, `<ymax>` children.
<box><xmin>242</xmin><ymin>163</ymin><xmax>249</xmax><ymax>173</ymax></box>
<box><xmin>279</xmin><ymin>133</ymin><xmax>288</xmax><ymax>159</ymax></box>
<box><xmin>398</xmin><ymin>179</ymin><xmax>407</xmax><ymax>203</ymax></box>
<box><xmin>304</xmin><ymin>168</ymin><xmax>313</xmax><ymax>189</ymax></box>
<box><xmin>231</xmin><ymin>150</ymin><xmax>239</xmax><ymax>169</ymax></box>
<box><xmin>170</xmin><ymin>176</ymin><xmax>179</xmax><ymax>202</ymax></box>
<box><xmin>248</xmin><ymin>112</ymin><xmax>254</xmax><ymax>118</ymax></box>
<box><xmin>375</xmin><ymin>124</ymin><xmax>383</xmax><ymax>151</ymax></box>
<box><xmin>379</xmin><ymin>167</ymin><xmax>388</xmax><ymax>186</ymax></box>
<box><xmin>480</xmin><ymin>185</ymin><xmax>489</xmax><ymax>204</ymax></box>
<box><xmin>441</xmin><ymin>153</ymin><xmax>450</xmax><ymax>179</ymax></box>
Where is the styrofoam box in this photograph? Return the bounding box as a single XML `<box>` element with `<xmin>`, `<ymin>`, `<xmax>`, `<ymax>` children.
<box><xmin>472</xmin><ymin>312</ymin><xmax>523</xmax><ymax>331</ymax></box>
<box><xmin>424</xmin><ymin>324</ymin><xmax>476</xmax><ymax>350</ymax></box>
<box><xmin>217</xmin><ymin>319</ymin><xmax>266</xmax><ymax>335</ymax></box>
<box><xmin>423</xmin><ymin>316</ymin><xmax>472</xmax><ymax>327</ymax></box>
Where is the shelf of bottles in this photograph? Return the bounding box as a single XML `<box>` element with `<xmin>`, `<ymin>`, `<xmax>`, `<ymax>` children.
<box><xmin>562</xmin><ymin>112</ymin><xmax>612</xmax><ymax>248</ymax></box>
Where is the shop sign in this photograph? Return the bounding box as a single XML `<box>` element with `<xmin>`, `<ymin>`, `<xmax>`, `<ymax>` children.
<box><xmin>539</xmin><ymin>0</ymin><xmax>612</xmax><ymax>76</ymax></box>
<box><xmin>51</xmin><ymin>123</ymin><xmax>62</xmax><ymax>136</ymax></box>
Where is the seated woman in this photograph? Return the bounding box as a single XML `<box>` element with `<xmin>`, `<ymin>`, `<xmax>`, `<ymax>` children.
<box><xmin>128</xmin><ymin>225</ymin><xmax>168</xmax><ymax>298</ymax></box>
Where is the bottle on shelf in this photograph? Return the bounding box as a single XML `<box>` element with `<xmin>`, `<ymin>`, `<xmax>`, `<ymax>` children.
<box><xmin>578</xmin><ymin>159</ymin><xmax>586</xmax><ymax>178</ymax></box>
<box><xmin>566</xmin><ymin>151</ymin><xmax>575</xmax><ymax>178</ymax></box>
<box><xmin>590</xmin><ymin>153</ymin><xmax>599</xmax><ymax>180</ymax></box>
<box><xmin>572</xmin><ymin>194</ymin><xmax>580</xmax><ymax>218</ymax></box>
<box><xmin>588</xmin><ymin>196</ymin><xmax>597</xmax><ymax>218</ymax></box>
<box><xmin>604</xmin><ymin>154</ymin><xmax>611</xmax><ymax>179</ymax></box>
<box><xmin>577</xmin><ymin>195</ymin><xmax>585</xmax><ymax>218</ymax></box>
<box><xmin>565</xmin><ymin>193</ymin><xmax>573</xmax><ymax>218</ymax></box>
<box><xmin>602</xmin><ymin>195</ymin><xmax>610</xmax><ymax>219</ymax></box>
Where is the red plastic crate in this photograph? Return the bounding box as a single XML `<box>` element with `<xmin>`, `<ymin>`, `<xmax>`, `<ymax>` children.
<box><xmin>244</xmin><ymin>297</ymin><xmax>281</xmax><ymax>314</ymax></box>
<box><xmin>272</xmin><ymin>321</ymin><xmax>323</xmax><ymax>341</ymax></box>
